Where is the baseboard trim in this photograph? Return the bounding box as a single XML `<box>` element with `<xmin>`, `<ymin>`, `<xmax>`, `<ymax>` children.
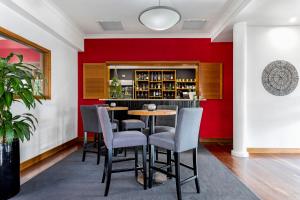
<box><xmin>247</xmin><ymin>148</ymin><xmax>300</xmax><ymax>154</ymax></box>
<box><xmin>78</xmin><ymin>136</ymin><xmax>233</xmax><ymax>144</ymax></box>
<box><xmin>20</xmin><ymin>138</ymin><xmax>79</xmax><ymax>172</ymax></box>
<box><xmin>200</xmin><ymin>138</ymin><xmax>232</xmax><ymax>144</ymax></box>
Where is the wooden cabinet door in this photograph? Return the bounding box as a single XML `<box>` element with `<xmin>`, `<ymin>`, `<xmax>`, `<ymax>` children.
<box><xmin>198</xmin><ymin>63</ymin><xmax>223</xmax><ymax>99</ymax></box>
<box><xmin>83</xmin><ymin>63</ymin><xmax>109</xmax><ymax>99</ymax></box>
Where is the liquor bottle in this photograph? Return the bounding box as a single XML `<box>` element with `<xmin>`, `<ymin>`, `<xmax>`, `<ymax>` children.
<box><xmin>170</xmin><ymin>74</ymin><xmax>173</xmax><ymax>80</ymax></box>
<box><xmin>158</xmin><ymin>73</ymin><xmax>161</xmax><ymax>81</ymax></box>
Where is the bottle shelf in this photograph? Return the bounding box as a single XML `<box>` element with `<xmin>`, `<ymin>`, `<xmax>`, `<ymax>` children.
<box><xmin>177</xmin><ymin>81</ymin><xmax>196</xmax><ymax>83</ymax></box>
<box><xmin>134</xmin><ymin>69</ymin><xmax>197</xmax><ymax>99</ymax></box>
<box><xmin>162</xmin><ymin>80</ymin><xmax>175</xmax><ymax>82</ymax></box>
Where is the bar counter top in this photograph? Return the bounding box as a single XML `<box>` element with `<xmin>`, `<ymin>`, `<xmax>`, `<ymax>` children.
<box><xmin>99</xmin><ymin>98</ymin><xmax>206</xmax><ymax>101</ymax></box>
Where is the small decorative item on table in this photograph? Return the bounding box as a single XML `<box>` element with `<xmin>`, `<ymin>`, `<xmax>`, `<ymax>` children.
<box><xmin>147</xmin><ymin>104</ymin><xmax>156</xmax><ymax>111</ymax></box>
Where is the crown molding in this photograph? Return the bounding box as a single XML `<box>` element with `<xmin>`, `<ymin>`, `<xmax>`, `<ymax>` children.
<box><xmin>85</xmin><ymin>32</ymin><xmax>211</xmax><ymax>39</ymax></box>
<box><xmin>211</xmin><ymin>0</ymin><xmax>253</xmax><ymax>42</ymax></box>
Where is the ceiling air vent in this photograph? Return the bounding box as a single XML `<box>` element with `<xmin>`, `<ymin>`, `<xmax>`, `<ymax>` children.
<box><xmin>98</xmin><ymin>21</ymin><xmax>124</xmax><ymax>31</ymax></box>
<box><xmin>182</xmin><ymin>19</ymin><xmax>207</xmax><ymax>30</ymax></box>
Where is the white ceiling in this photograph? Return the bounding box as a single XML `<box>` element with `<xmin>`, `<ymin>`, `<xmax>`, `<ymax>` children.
<box><xmin>20</xmin><ymin>0</ymin><xmax>300</xmax><ymax>41</ymax></box>
<box><xmin>214</xmin><ymin>0</ymin><xmax>300</xmax><ymax>41</ymax></box>
<box><xmin>50</xmin><ymin>0</ymin><xmax>241</xmax><ymax>38</ymax></box>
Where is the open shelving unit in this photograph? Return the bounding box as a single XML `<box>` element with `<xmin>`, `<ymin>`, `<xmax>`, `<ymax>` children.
<box><xmin>134</xmin><ymin>69</ymin><xmax>196</xmax><ymax>99</ymax></box>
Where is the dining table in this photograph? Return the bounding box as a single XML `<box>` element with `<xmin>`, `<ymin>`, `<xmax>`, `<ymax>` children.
<box><xmin>128</xmin><ymin>109</ymin><xmax>177</xmax><ymax>185</ymax></box>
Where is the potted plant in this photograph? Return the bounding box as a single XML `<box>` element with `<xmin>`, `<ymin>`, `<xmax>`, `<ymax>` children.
<box><xmin>110</xmin><ymin>74</ymin><xmax>123</xmax><ymax>99</ymax></box>
<box><xmin>0</xmin><ymin>53</ymin><xmax>42</xmax><ymax>199</ymax></box>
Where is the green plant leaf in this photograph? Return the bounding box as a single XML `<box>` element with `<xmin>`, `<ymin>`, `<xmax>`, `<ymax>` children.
<box><xmin>0</xmin><ymin>82</ymin><xmax>4</xmax><ymax>97</ymax></box>
<box><xmin>4</xmin><ymin>92</ymin><xmax>13</xmax><ymax>107</ymax></box>
<box><xmin>23</xmin><ymin>113</ymin><xmax>38</xmax><ymax>123</ymax></box>
<box><xmin>16</xmin><ymin>54</ymin><xmax>23</xmax><ymax>63</ymax></box>
<box><xmin>5</xmin><ymin>124</ymin><xmax>15</xmax><ymax>144</ymax></box>
<box><xmin>15</xmin><ymin>122</ymin><xmax>30</xmax><ymax>141</ymax></box>
<box><xmin>5</xmin><ymin>53</ymin><xmax>14</xmax><ymax>62</ymax></box>
<box><xmin>20</xmin><ymin>116</ymin><xmax>36</xmax><ymax>131</ymax></box>
<box><xmin>0</xmin><ymin>126</ymin><xmax>4</xmax><ymax>138</ymax></box>
<box><xmin>14</xmin><ymin>125</ymin><xmax>24</xmax><ymax>142</ymax></box>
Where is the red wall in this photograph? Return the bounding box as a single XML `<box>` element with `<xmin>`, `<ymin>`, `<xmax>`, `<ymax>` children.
<box><xmin>78</xmin><ymin>38</ymin><xmax>233</xmax><ymax>139</ymax></box>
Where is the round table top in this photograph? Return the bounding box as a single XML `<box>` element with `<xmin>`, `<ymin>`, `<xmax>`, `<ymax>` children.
<box><xmin>128</xmin><ymin>109</ymin><xmax>176</xmax><ymax>116</ymax></box>
<box><xmin>106</xmin><ymin>106</ymin><xmax>128</xmax><ymax>111</ymax></box>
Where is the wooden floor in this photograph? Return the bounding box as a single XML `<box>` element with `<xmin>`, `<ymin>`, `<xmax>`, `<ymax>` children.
<box><xmin>20</xmin><ymin>143</ymin><xmax>300</xmax><ymax>200</ymax></box>
<box><xmin>204</xmin><ymin>143</ymin><xmax>300</xmax><ymax>200</ymax></box>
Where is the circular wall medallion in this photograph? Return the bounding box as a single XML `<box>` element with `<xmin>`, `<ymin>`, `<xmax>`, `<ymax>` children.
<box><xmin>262</xmin><ymin>60</ymin><xmax>298</xmax><ymax>96</ymax></box>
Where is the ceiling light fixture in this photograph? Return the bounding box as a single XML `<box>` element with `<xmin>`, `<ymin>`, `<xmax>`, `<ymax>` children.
<box><xmin>138</xmin><ymin>0</ymin><xmax>181</xmax><ymax>31</ymax></box>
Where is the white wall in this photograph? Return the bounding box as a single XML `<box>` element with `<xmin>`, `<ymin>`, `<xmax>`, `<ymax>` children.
<box><xmin>246</xmin><ymin>26</ymin><xmax>300</xmax><ymax>148</ymax></box>
<box><xmin>233</xmin><ymin>25</ymin><xmax>300</xmax><ymax>154</ymax></box>
<box><xmin>0</xmin><ymin>3</ymin><xmax>78</xmax><ymax>162</ymax></box>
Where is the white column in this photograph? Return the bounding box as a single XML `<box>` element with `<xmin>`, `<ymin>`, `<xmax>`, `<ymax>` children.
<box><xmin>231</xmin><ymin>22</ymin><xmax>249</xmax><ymax>157</ymax></box>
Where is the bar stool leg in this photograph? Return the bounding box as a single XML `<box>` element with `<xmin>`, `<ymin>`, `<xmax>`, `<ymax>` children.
<box><xmin>93</xmin><ymin>133</ymin><xmax>97</xmax><ymax>148</ymax></box>
<box><xmin>167</xmin><ymin>150</ymin><xmax>172</xmax><ymax>178</ymax></box>
<box><xmin>101</xmin><ymin>151</ymin><xmax>108</xmax><ymax>183</ymax></box>
<box><xmin>148</xmin><ymin>145</ymin><xmax>154</xmax><ymax>188</ymax></box>
<box><xmin>104</xmin><ymin>149</ymin><xmax>113</xmax><ymax>196</ymax></box>
<box><xmin>142</xmin><ymin>145</ymin><xmax>147</xmax><ymax>190</ymax></box>
<box><xmin>193</xmin><ymin>148</ymin><xmax>200</xmax><ymax>193</ymax></box>
<box><xmin>134</xmin><ymin>147</ymin><xmax>138</xmax><ymax>178</ymax></box>
<box><xmin>174</xmin><ymin>152</ymin><xmax>182</xmax><ymax>200</ymax></box>
<box><xmin>97</xmin><ymin>133</ymin><xmax>102</xmax><ymax>165</ymax></box>
<box><xmin>82</xmin><ymin>132</ymin><xmax>87</xmax><ymax>162</ymax></box>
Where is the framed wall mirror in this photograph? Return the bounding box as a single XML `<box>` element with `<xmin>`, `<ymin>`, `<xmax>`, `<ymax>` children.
<box><xmin>0</xmin><ymin>27</ymin><xmax>51</xmax><ymax>99</ymax></box>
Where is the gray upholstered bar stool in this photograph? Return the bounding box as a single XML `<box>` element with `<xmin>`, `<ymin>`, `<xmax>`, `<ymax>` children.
<box><xmin>121</xmin><ymin>104</ymin><xmax>149</xmax><ymax>131</ymax></box>
<box><xmin>96</xmin><ymin>104</ymin><xmax>120</xmax><ymax>132</ymax></box>
<box><xmin>155</xmin><ymin>105</ymin><xmax>178</xmax><ymax>133</ymax></box>
<box><xmin>143</xmin><ymin>105</ymin><xmax>178</xmax><ymax>164</ymax></box>
<box><xmin>98</xmin><ymin>107</ymin><xmax>147</xmax><ymax>196</ymax></box>
<box><xmin>80</xmin><ymin>105</ymin><xmax>118</xmax><ymax>165</ymax></box>
<box><xmin>148</xmin><ymin>108</ymin><xmax>203</xmax><ymax>200</ymax></box>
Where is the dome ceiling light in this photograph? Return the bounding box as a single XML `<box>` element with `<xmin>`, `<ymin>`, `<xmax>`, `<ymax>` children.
<box><xmin>139</xmin><ymin>0</ymin><xmax>181</xmax><ymax>31</ymax></box>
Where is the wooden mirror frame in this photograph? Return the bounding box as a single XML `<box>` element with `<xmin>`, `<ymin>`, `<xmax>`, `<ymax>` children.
<box><xmin>0</xmin><ymin>26</ymin><xmax>51</xmax><ymax>99</ymax></box>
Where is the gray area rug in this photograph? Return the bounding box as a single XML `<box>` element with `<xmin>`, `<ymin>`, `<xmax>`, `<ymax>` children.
<box><xmin>13</xmin><ymin>147</ymin><xmax>260</xmax><ymax>200</ymax></box>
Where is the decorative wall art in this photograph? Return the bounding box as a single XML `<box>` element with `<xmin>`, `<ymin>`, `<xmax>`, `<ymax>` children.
<box><xmin>262</xmin><ymin>60</ymin><xmax>298</xmax><ymax>96</ymax></box>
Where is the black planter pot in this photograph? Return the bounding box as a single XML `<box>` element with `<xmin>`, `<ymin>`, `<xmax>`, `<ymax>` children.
<box><xmin>0</xmin><ymin>140</ymin><xmax>20</xmax><ymax>200</ymax></box>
